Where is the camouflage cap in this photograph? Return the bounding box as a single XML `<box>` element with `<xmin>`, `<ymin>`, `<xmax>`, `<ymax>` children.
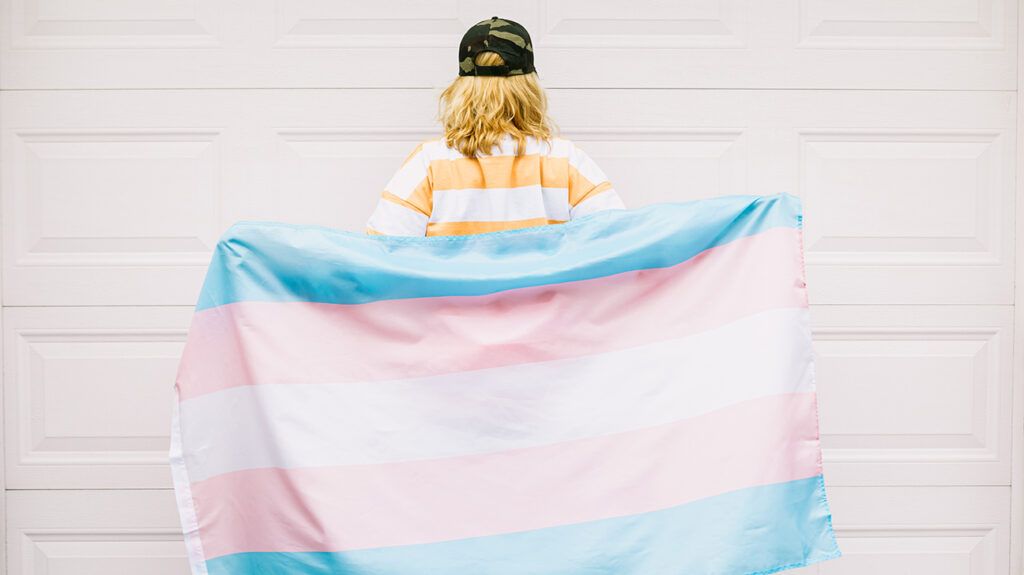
<box><xmin>458</xmin><ymin>16</ymin><xmax>536</xmax><ymax>77</ymax></box>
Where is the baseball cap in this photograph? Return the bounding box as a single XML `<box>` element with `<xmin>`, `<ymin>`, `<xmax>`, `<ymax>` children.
<box><xmin>458</xmin><ymin>16</ymin><xmax>536</xmax><ymax>77</ymax></box>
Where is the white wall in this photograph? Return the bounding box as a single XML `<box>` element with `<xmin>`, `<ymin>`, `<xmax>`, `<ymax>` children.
<box><xmin>0</xmin><ymin>1</ymin><xmax>1020</xmax><ymax>573</ymax></box>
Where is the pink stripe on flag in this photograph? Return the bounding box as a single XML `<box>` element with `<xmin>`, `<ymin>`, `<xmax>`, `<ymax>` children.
<box><xmin>190</xmin><ymin>392</ymin><xmax>822</xmax><ymax>558</ymax></box>
<box><xmin>177</xmin><ymin>227</ymin><xmax>805</xmax><ymax>401</ymax></box>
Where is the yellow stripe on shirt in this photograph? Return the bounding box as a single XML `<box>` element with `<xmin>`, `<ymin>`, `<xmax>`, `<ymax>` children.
<box><xmin>569</xmin><ymin>180</ymin><xmax>614</xmax><ymax>207</ymax></box>
<box><xmin>381</xmin><ymin>188</ymin><xmax>431</xmax><ymax>217</ymax></box>
<box><xmin>430</xmin><ymin>155</ymin><xmax>570</xmax><ymax>191</ymax></box>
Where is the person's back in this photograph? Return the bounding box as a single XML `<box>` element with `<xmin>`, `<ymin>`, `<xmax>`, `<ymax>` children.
<box><xmin>365</xmin><ymin>16</ymin><xmax>625</xmax><ymax>237</ymax></box>
<box><xmin>367</xmin><ymin>133</ymin><xmax>624</xmax><ymax>236</ymax></box>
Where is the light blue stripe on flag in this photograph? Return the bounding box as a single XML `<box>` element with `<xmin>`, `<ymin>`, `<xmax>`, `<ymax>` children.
<box><xmin>205</xmin><ymin>475</ymin><xmax>840</xmax><ymax>575</ymax></box>
<box><xmin>195</xmin><ymin>193</ymin><xmax>803</xmax><ymax>310</ymax></box>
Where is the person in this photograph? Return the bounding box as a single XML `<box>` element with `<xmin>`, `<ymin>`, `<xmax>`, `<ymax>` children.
<box><xmin>365</xmin><ymin>16</ymin><xmax>625</xmax><ymax>237</ymax></box>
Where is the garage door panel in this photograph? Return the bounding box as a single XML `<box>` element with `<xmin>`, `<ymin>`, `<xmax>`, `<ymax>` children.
<box><xmin>804</xmin><ymin>486</ymin><xmax>1009</xmax><ymax>574</ymax></box>
<box><xmin>797</xmin><ymin>0</ymin><xmax>1007</xmax><ymax>50</ymax></box>
<box><xmin>799</xmin><ymin>127</ymin><xmax>1014</xmax><ymax>304</ymax></box>
<box><xmin>1</xmin><ymin>0</ymin><xmax>1016</xmax><ymax>89</ymax></box>
<box><xmin>812</xmin><ymin>305</ymin><xmax>1013</xmax><ymax>487</ymax></box>
<box><xmin>6</xmin><ymin>489</ymin><xmax>187</xmax><ymax>575</ymax></box>
<box><xmin>8</xmin><ymin>129</ymin><xmax>222</xmax><ymax>264</ymax></box>
<box><xmin>3</xmin><ymin>307</ymin><xmax>191</xmax><ymax>489</ymax></box>
<box><xmin>800</xmin><ymin>131</ymin><xmax>1005</xmax><ymax>266</ymax></box>
<box><xmin>542</xmin><ymin>0</ymin><xmax>746</xmax><ymax>48</ymax></box>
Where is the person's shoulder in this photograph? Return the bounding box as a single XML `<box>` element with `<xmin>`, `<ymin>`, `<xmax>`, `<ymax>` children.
<box><xmin>536</xmin><ymin>135</ymin><xmax>573</xmax><ymax>157</ymax></box>
<box><xmin>417</xmin><ymin>137</ymin><xmax>447</xmax><ymax>154</ymax></box>
<box><xmin>548</xmin><ymin>136</ymin><xmax>596</xmax><ymax>163</ymax></box>
<box><xmin>398</xmin><ymin>137</ymin><xmax>446</xmax><ymax>165</ymax></box>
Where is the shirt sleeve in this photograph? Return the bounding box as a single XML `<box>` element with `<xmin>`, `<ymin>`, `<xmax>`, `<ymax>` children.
<box><xmin>365</xmin><ymin>142</ymin><xmax>433</xmax><ymax>236</ymax></box>
<box><xmin>567</xmin><ymin>142</ymin><xmax>626</xmax><ymax>220</ymax></box>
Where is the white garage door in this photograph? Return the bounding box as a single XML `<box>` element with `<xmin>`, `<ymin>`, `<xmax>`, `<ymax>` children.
<box><xmin>0</xmin><ymin>1</ymin><xmax>1020</xmax><ymax>574</ymax></box>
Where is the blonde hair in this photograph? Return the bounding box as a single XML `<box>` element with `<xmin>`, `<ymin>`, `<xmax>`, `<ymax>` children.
<box><xmin>438</xmin><ymin>51</ymin><xmax>557</xmax><ymax>158</ymax></box>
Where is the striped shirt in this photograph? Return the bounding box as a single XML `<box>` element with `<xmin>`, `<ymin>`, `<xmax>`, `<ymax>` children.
<box><xmin>365</xmin><ymin>134</ymin><xmax>626</xmax><ymax>236</ymax></box>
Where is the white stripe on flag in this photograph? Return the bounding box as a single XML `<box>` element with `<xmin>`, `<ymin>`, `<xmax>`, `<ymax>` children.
<box><xmin>181</xmin><ymin>307</ymin><xmax>812</xmax><ymax>482</ymax></box>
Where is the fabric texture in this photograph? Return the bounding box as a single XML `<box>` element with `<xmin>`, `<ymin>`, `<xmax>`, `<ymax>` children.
<box><xmin>458</xmin><ymin>16</ymin><xmax>535</xmax><ymax>76</ymax></box>
<box><xmin>171</xmin><ymin>193</ymin><xmax>842</xmax><ymax>575</ymax></box>
<box><xmin>365</xmin><ymin>134</ymin><xmax>626</xmax><ymax>236</ymax></box>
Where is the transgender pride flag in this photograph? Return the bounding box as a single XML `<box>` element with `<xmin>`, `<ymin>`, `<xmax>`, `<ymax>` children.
<box><xmin>170</xmin><ymin>193</ymin><xmax>842</xmax><ymax>575</ymax></box>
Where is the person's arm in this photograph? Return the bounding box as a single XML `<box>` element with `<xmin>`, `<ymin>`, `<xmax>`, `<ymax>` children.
<box><xmin>567</xmin><ymin>142</ymin><xmax>625</xmax><ymax>219</ymax></box>
<box><xmin>365</xmin><ymin>142</ymin><xmax>433</xmax><ymax>236</ymax></box>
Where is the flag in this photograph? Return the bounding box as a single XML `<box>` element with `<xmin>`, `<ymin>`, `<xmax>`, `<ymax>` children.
<box><xmin>170</xmin><ymin>193</ymin><xmax>842</xmax><ymax>574</ymax></box>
